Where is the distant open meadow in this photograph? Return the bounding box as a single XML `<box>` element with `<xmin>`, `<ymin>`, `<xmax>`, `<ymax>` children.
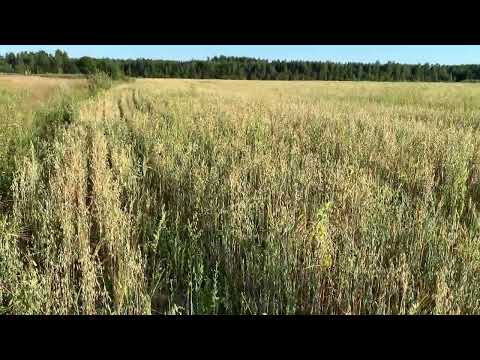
<box><xmin>2</xmin><ymin>75</ymin><xmax>480</xmax><ymax>314</ymax></box>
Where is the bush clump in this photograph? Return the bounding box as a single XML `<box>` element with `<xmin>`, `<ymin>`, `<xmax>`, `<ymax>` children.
<box><xmin>87</xmin><ymin>71</ymin><xmax>113</xmax><ymax>95</ymax></box>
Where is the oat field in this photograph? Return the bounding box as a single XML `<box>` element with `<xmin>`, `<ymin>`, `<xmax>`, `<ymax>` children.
<box><xmin>2</xmin><ymin>77</ymin><xmax>480</xmax><ymax>314</ymax></box>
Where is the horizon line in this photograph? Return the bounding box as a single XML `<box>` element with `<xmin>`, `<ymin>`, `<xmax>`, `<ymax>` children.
<box><xmin>1</xmin><ymin>49</ymin><xmax>478</xmax><ymax>67</ymax></box>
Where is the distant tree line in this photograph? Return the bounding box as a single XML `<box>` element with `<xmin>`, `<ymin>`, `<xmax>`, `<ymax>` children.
<box><xmin>1</xmin><ymin>50</ymin><xmax>480</xmax><ymax>82</ymax></box>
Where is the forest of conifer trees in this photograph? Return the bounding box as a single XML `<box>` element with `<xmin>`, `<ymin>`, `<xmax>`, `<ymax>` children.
<box><xmin>1</xmin><ymin>50</ymin><xmax>480</xmax><ymax>82</ymax></box>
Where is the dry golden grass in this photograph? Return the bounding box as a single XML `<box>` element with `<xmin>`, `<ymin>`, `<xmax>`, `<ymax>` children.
<box><xmin>0</xmin><ymin>74</ymin><xmax>86</xmax><ymax>109</ymax></box>
<box><xmin>0</xmin><ymin>75</ymin><xmax>87</xmax><ymax>216</ymax></box>
<box><xmin>2</xmin><ymin>78</ymin><xmax>480</xmax><ymax>315</ymax></box>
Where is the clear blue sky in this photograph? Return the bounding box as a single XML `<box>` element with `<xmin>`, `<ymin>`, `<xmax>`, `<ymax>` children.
<box><xmin>0</xmin><ymin>45</ymin><xmax>479</xmax><ymax>65</ymax></box>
